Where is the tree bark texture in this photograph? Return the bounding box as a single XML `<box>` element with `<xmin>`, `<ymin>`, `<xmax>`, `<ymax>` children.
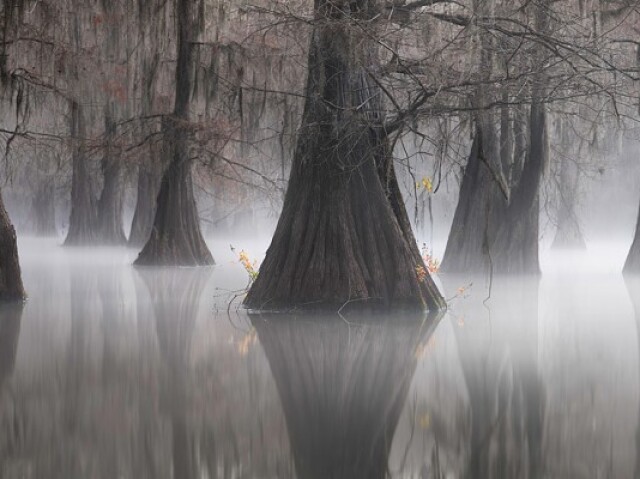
<box><xmin>441</xmin><ymin>132</ymin><xmax>507</xmax><ymax>274</ymax></box>
<box><xmin>97</xmin><ymin>107</ymin><xmax>127</xmax><ymax>244</ymax></box>
<box><xmin>244</xmin><ymin>0</ymin><xmax>444</xmax><ymax>311</ymax></box>
<box><xmin>129</xmin><ymin>163</ymin><xmax>161</xmax><ymax>247</ymax></box>
<box><xmin>129</xmin><ymin>8</ymin><xmax>161</xmax><ymax>248</ymax></box>
<box><xmin>0</xmin><ymin>188</ymin><xmax>25</xmax><ymax>300</ymax></box>
<box><xmin>134</xmin><ymin>0</ymin><xmax>213</xmax><ymax>266</ymax></box>
<box><xmin>491</xmin><ymin>102</ymin><xmax>545</xmax><ymax>274</ymax></box>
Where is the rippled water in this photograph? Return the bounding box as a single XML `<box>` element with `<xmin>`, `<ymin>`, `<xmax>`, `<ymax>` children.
<box><xmin>0</xmin><ymin>238</ymin><xmax>638</xmax><ymax>478</ymax></box>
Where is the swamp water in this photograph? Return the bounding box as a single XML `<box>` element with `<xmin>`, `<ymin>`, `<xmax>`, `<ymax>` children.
<box><xmin>0</xmin><ymin>238</ymin><xmax>638</xmax><ymax>478</ymax></box>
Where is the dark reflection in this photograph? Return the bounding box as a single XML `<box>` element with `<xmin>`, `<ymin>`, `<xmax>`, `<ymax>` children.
<box><xmin>445</xmin><ymin>276</ymin><xmax>544</xmax><ymax>479</ymax></box>
<box><xmin>624</xmin><ymin>275</ymin><xmax>640</xmax><ymax>479</ymax></box>
<box><xmin>0</xmin><ymin>303</ymin><xmax>23</xmax><ymax>391</ymax></box>
<box><xmin>252</xmin><ymin>312</ymin><xmax>441</xmax><ymax>479</ymax></box>
<box><xmin>136</xmin><ymin>267</ymin><xmax>211</xmax><ymax>479</ymax></box>
<box><xmin>0</xmin><ymin>302</ymin><xmax>23</xmax><ymax>474</ymax></box>
<box><xmin>64</xmin><ymin>266</ymin><xmax>99</xmax><ymax>476</ymax></box>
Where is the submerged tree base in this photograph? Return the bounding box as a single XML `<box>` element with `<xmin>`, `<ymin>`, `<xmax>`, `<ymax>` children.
<box><xmin>244</xmin><ymin>121</ymin><xmax>444</xmax><ymax>312</ymax></box>
<box><xmin>0</xmin><ymin>191</ymin><xmax>25</xmax><ymax>301</ymax></box>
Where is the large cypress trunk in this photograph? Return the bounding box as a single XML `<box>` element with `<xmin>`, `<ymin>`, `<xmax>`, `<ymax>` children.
<box><xmin>253</xmin><ymin>313</ymin><xmax>439</xmax><ymax>479</ymax></box>
<box><xmin>0</xmin><ymin>189</ymin><xmax>25</xmax><ymax>300</ymax></box>
<box><xmin>441</xmin><ymin>0</ymin><xmax>508</xmax><ymax>275</ymax></box>
<box><xmin>129</xmin><ymin>163</ymin><xmax>160</xmax><ymax>247</ymax></box>
<box><xmin>441</xmin><ymin>132</ymin><xmax>507</xmax><ymax>274</ymax></box>
<box><xmin>551</xmin><ymin>124</ymin><xmax>586</xmax><ymax>250</ymax></box>
<box><xmin>31</xmin><ymin>180</ymin><xmax>56</xmax><ymax>237</ymax></box>
<box><xmin>244</xmin><ymin>0</ymin><xmax>444</xmax><ymax>311</ymax></box>
<box><xmin>491</xmin><ymin>98</ymin><xmax>546</xmax><ymax>275</ymax></box>
<box><xmin>97</xmin><ymin>108</ymin><xmax>127</xmax><ymax>245</ymax></box>
<box><xmin>625</xmin><ymin>201</ymin><xmax>640</xmax><ymax>274</ymax></box>
<box><xmin>129</xmin><ymin>3</ymin><xmax>161</xmax><ymax>249</ymax></box>
<box><xmin>134</xmin><ymin>0</ymin><xmax>213</xmax><ymax>266</ymax></box>
<box><xmin>64</xmin><ymin>101</ymin><xmax>98</xmax><ymax>246</ymax></box>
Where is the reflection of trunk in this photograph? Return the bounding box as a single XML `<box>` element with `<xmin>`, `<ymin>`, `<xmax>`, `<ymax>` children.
<box><xmin>441</xmin><ymin>132</ymin><xmax>506</xmax><ymax>274</ymax></box>
<box><xmin>134</xmin><ymin>0</ymin><xmax>213</xmax><ymax>266</ymax></box>
<box><xmin>31</xmin><ymin>181</ymin><xmax>56</xmax><ymax>236</ymax></box>
<box><xmin>64</xmin><ymin>268</ymin><xmax>94</xmax><ymax>441</ymax></box>
<box><xmin>253</xmin><ymin>312</ymin><xmax>440</xmax><ymax>479</ymax></box>
<box><xmin>98</xmin><ymin>266</ymin><xmax>126</xmax><ymax>384</ymax></box>
<box><xmin>244</xmin><ymin>0</ymin><xmax>444</xmax><ymax>311</ymax></box>
<box><xmin>138</xmin><ymin>268</ymin><xmax>211</xmax><ymax>479</ymax></box>
<box><xmin>64</xmin><ymin>101</ymin><xmax>98</xmax><ymax>246</ymax></box>
<box><xmin>624</xmin><ymin>277</ymin><xmax>640</xmax><ymax>478</ymax></box>
<box><xmin>447</xmin><ymin>276</ymin><xmax>544</xmax><ymax>479</ymax></box>
<box><xmin>0</xmin><ymin>303</ymin><xmax>23</xmax><ymax>390</ymax></box>
<box><xmin>0</xmin><ymin>188</ymin><xmax>25</xmax><ymax>300</ymax></box>
<box><xmin>97</xmin><ymin>108</ymin><xmax>127</xmax><ymax>244</ymax></box>
<box><xmin>551</xmin><ymin>140</ymin><xmax>585</xmax><ymax>250</ymax></box>
<box><xmin>625</xmin><ymin>202</ymin><xmax>640</xmax><ymax>274</ymax></box>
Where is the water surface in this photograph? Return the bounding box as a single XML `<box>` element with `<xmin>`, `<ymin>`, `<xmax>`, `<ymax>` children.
<box><xmin>0</xmin><ymin>238</ymin><xmax>638</xmax><ymax>478</ymax></box>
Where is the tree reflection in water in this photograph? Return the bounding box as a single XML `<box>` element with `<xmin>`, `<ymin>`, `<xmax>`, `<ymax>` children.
<box><xmin>0</xmin><ymin>302</ymin><xmax>24</xmax><ymax>473</ymax></box>
<box><xmin>253</xmin><ymin>312</ymin><xmax>441</xmax><ymax>479</ymax></box>
<box><xmin>137</xmin><ymin>267</ymin><xmax>212</xmax><ymax>479</ymax></box>
<box><xmin>445</xmin><ymin>275</ymin><xmax>544</xmax><ymax>479</ymax></box>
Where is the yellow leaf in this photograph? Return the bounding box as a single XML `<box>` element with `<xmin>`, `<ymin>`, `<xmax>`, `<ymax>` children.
<box><xmin>418</xmin><ymin>413</ymin><xmax>431</xmax><ymax>429</ymax></box>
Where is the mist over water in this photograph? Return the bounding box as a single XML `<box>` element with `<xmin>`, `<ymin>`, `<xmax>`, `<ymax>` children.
<box><xmin>0</xmin><ymin>236</ymin><xmax>636</xmax><ymax>477</ymax></box>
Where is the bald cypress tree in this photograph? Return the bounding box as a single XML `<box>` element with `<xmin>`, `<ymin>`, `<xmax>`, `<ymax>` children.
<box><xmin>134</xmin><ymin>0</ymin><xmax>213</xmax><ymax>266</ymax></box>
<box><xmin>244</xmin><ymin>0</ymin><xmax>444</xmax><ymax>311</ymax></box>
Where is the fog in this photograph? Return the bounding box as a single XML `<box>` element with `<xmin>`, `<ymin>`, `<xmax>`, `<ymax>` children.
<box><xmin>3</xmin><ymin>0</ymin><xmax>640</xmax><ymax>476</ymax></box>
<box><xmin>0</xmin><ymin>234</ymin><xmax>637</xmax><ymax>478</ymax></box>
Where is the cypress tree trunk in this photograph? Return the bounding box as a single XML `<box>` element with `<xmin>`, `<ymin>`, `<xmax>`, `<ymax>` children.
<box><xmin>490</xmin><ymin>1</ymin><xmax>551</xmax><ymax>275</ymax></box>
<box><xmin>551</xmin><ymin>118</ymin><xmax>585</xmax><ymax>250</ymax></box>
<box><xmin>97</xmin><ymin>107</ymin><xmax>127</xmax><ymax>245</ymax></box>
<box><xmin>129</xmin><ymin>163</ymin><xmax>161</xmax><ymax>247</ymax></box>
<box><xmin>0</xmin><ymin>189</ymin><xmax>25</xmax><ymax>300</ymax></box>
<box><xmin>253</xmin><ymin>313</ymin><xmax>439</xmax><ymax>479</ymax></box>
<box><xmin>134</xmin><ymin>0</ymin><xmax>213</xmax><ymax>266</ymax></box>
<box><xmin>129</xmin><ymin>3</ymin><xmax>161</xmax><ymax>249</ymax></box>
<box><xmin>442</xmin><ymin>0</ymin><xmax>508</xmax><ymax>275</ymax></box>
<box><xmin>64</xmin><ymin>101</ymin><xmax>98</xmax><ymax>246</ymax></box>
<box><xmin>625</xmin><ymin>201</ymin><xmax>640</xmax><ymax>274</ymax></box>
<box><xmin>31</xmin><ymin>180</ymin><xmax>56</xmax><ymax>237</ymax></box>
<box><xmin>441</xmin><ymin>132</ymin><xmax>507</xmax><ymax>274</ymax></box>
<box><xmin>551</xmin><ymin>153</ymin><xmax>586</xmax><ymax>250</ymax></box>
<box><xmin>491</xmin><ymin>102</ymin><xmax>545</xmax><ymax>274</ymax></box>
<box><xmin>244</xmin><ymin>0</ymin><xmax>444</xmax><ymax>311</ymax></box>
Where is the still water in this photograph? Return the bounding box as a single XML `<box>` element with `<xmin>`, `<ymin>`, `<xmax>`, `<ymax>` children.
<box><xmin>0</xmin><ymin>238</ymin><xmax>639</xmax><ymax>478</ymax></box>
